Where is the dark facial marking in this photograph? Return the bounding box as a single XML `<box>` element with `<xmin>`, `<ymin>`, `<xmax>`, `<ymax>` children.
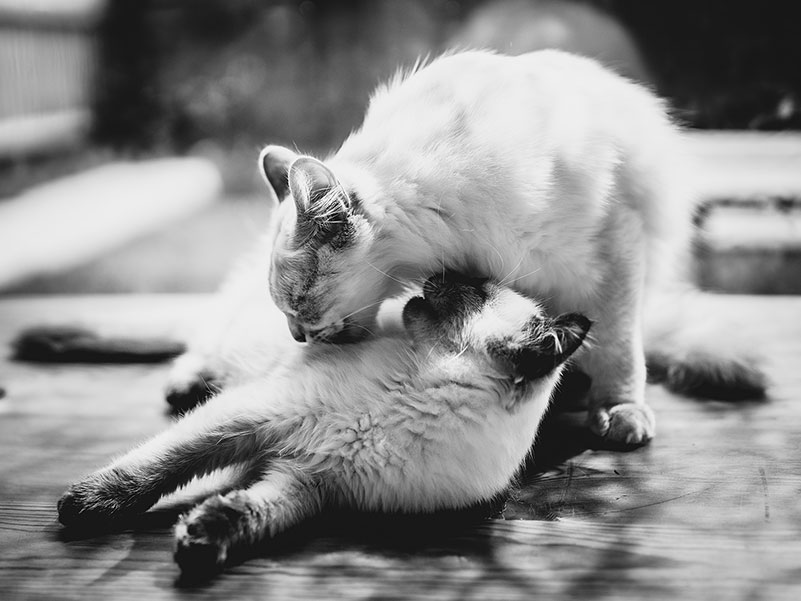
<box><xmin>348</xmin><ymin>190</ymin><xmax>362</xmax><ymax>211</ymax></box>
<box><xmin>488</xmin><ymin>313</ymin><xmax>591</xmax><ymax>381</ymax></box>
<box><xmin>292</xmin><ymin>200</ymin><xmax>355</xmax><ymax>251</ymax></box>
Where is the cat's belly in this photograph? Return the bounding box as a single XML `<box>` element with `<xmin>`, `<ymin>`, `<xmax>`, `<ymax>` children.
<box><xmin>333</xmin><ymin>391</ymin><xmax>549</xmax><ymax>513</ymax></box>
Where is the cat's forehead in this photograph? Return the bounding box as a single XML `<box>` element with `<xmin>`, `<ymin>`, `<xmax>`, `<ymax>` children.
<box><xmin>270</xmin><ymin>246</ymin><xmax>319</xmax><ymax>310</ymax></box>
<box><xmin>269</xmin><ymin>222</ymin><xmax>361</xmax><ymax>321</ymax></box>
<box><xmin>277</xmin><ymin>201</ymin><xmax>356</xmax><ymax>252</ymax></box>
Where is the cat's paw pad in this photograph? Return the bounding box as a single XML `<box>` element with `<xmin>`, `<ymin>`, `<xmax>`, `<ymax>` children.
<box><xmin>589</xmin><ymin>403</ymin><xmax>655</xmax><ymax>446</ymax></box>
<box><xmin>165</xmin><ymin>354</ymin><xmax>222</xmax><ymax>413</ymax></box>
<box><xmin>174</xmin><ymin>509</ymin><xmax>230</xmax><ymax>575</ymax></box>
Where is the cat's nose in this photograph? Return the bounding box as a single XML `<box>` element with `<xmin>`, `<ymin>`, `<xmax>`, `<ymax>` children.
<box><xmin>286</xmin><ymin>315</ymin><xmax>306</xmax><ymax>342</ymax></box>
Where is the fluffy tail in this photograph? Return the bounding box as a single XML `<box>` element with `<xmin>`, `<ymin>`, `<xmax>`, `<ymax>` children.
<box><xmin>644</xmin><ymin>290</ymin><xmax>768</xmax><ymax>400</ymax></box>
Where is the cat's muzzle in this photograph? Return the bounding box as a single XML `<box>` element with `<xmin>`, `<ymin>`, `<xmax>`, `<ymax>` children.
<box><xmin>286</xmin><ymin>314</ymin><xmax>366</xmax><ymax>344</ymax></box>
<box><xmin>286</xmin><ymin>314</ymin><xmax>307</xmax><ymax>342</ymax></box>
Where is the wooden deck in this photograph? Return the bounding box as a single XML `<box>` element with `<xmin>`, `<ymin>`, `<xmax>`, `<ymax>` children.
<box><xmin>1</xmin><ymin>294</ymin><xmax>800</xmax><ymax>601</ymax></box>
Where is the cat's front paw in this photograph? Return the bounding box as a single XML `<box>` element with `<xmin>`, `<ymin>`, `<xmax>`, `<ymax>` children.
<box><xmin>165</xmin><ymin>353</ymin><xmax>222</xmax><ymax>413</ymax></box>
<box><xmin>588</xmin><ymin>403</ymin><xmax>655</xmax><ymax>446</ymax></box>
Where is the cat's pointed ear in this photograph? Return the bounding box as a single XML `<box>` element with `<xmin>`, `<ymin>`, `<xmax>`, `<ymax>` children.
<box><xmin>259</xmin><ymin>145</ymin><xmax>298</xmax><ymax>202</ymax></box>
<box><xmin>288</xmin><ymin>157</ymin><xmax>347</xmax><ymax>217</ymax></box>
<box><xmin>522</xmin><ymin>313</ymin><xmax>591</xmax><ymax>379</ymax></box>
<box><xmin>492</xmin><ymin>313</ymin><xmax>591</xmax><ymax>381</ymax></box>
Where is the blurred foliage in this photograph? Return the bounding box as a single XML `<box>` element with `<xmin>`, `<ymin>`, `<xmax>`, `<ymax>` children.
<box><xmin>93</xmin><ymin>0</ymin><xmax>466</xmax><ymax>157</ymax></box>
<box><xmin>600</xmin><ymin>0</ymin><xmax>801</xmax><ymax>129</ymax></box>
<box><xmin>92</xmin><ymin>0</ymin><xmax>801</xmax><ymax>162</ymax></box>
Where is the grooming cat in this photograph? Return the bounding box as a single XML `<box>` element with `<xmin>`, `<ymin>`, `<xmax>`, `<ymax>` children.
<box><xmin>59</xmin><ymin>274</ymin><xmax>590</xmax><ymax>575</ymax></box>
<box><xmin>167</xmin><ymin>49</ymin><xmax>765</xmax><ymax>441</ymax></box>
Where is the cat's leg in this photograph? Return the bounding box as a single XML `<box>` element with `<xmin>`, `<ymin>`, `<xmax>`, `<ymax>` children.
<box><xmin>580</xmin><ymin>218</ymin><xmax>655</xmax><ymax>445</ymax></box>
<box><xmin>165</xmin><ymin>238</ymin><xmax>283</xmax><ymax>412</ymax></box>
<box><xmin>174</xmin><ymin>461</ymin><xmax>323</xmax><ymax>575</ymax></box>
<box><xmin>58</xmin><ymin>386</ymin><xmax>268</xmax><ymax>526</ymax></box>
<box><xmin>165</xmin><ymin>351</ymin><xmax>225</xmax><ymax>413</ymax></box>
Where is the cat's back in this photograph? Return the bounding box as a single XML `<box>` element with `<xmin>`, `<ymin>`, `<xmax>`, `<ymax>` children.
<box><xmin>342</xmin><ymin>49</ymin><xmax>668</xmax><ymax>165</ymax></box>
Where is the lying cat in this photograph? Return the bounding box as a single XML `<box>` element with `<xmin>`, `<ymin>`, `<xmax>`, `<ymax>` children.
<box><xmin>167</xmin><ymin>49</ymin><xmax>765</xmax><ymax>443</ymax></box>
<box><xmin>59</xmin><ymin>274</ymin><xmax>590</xmax><ymax>575</ymax></box>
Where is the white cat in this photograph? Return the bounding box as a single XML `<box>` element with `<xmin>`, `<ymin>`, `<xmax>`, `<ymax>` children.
<box><xmin>59</xmin><ymin>274</ymin><xmax>590</xmax><ymax>575</ymax></box>
<box><xmin>167</xmin><ymin>49</ymin><xmax>765</xmax><ymax>442</ymax></box>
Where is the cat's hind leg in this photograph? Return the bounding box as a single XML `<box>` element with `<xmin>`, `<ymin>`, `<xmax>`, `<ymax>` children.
<box><xmin>58</xmin><ymin>386</ymin><xmax>267</xmax><ymax>527</ymax></box>
<box><xmin>174</xmin><ymin>461</ymin><xmax>323</xmax><ymax>576</ymax></box>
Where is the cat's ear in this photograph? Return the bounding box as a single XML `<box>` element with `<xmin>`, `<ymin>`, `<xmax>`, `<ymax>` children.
<box><xmin>491</xmin><ymin>313</ymin><xmax>591</xmax><ymax>381</ymax></box>
<box><xmin>258</xmin><ymin>145</ymin><xmax>298</xmax><ymax>202</ymax></box>
<box><xmin>288</xmin><ymin>157</ymin><xmax>349</xmax><ymax>219</ymax></box>
<box><xmin>522</xmin><ymin>313</ymin><xmax>591</xmax><ymax>379</ymax></box>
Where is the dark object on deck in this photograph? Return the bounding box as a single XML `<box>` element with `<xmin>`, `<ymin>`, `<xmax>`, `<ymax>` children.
<box><xmin>12</xmin><ymin>325</ymin><xmax>185</xmax><ymax>364</ymax></box>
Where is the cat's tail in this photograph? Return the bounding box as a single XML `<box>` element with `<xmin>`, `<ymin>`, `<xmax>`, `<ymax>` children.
<box><xmin>643</xmin><ymin>289</ymin><xmax>768</xmax><ymax>400</ymax></box>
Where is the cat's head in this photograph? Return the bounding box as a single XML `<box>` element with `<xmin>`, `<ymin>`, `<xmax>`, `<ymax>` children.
<box><xmin>260</xmin><ymin>146</ymin><xmax>394</xmax><ymax>343</ymax></box>
<box><xmin>403</xmin><ymin>272</ymin><xmax>591</xmax><ymax>383</ymax></box>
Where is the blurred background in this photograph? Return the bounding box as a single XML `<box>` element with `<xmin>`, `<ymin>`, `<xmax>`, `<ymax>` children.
<box><xmin>1</xmin><ymin>0</ymin><xmax>799</xmax><ymax>295</ymax></box>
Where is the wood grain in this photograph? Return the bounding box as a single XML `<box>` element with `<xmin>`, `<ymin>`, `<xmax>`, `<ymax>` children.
<box><xmin>1</xmin><ymin>294</ymin><xmax>800</xmax><ymax>600</ymax></box>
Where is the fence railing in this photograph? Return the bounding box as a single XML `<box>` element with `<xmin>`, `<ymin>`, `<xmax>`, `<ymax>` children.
<box><xmin>0</xmin><ymin>0</ymin><xmax>103</xmax><ymax>158</ymax></box>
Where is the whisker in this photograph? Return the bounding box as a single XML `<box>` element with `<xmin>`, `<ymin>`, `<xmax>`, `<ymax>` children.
<box><xmin>501</xmin><ymin>266</ymin><xmax>542</xmax><ymax>286</ymax></box>
<box><xmin>366</xmin><ymin>261</ymin><xmax>407</xmax><ymax>286</ymax></box>
<box><xmin>479</xmin><ymin>239</ymin><xmax>506</xmax><ymax>274</ymax></box>
<box><xmin>340</xmin><ymin>298</ymin><xmax>386</xmax><ymax>321</ymax></box>
<box><xmin>498</xmin><ymin>255</ymin><xmax>526</xmax><ymax>287</ymax></box>
<box><xmin>347</xmin><ymin>322</ymin><xmax>378</xmax><ymax>338</ymax></box>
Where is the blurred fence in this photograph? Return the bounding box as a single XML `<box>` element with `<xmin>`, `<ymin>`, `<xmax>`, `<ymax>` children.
<box><xmin>0</xmin><ymin>0</ymin><xmax>102</xmax><ymax>158</ymax></box>
<box><xmin>2</xmin><ymin>0</ymin><xmax>799</xmax><ymax>164</ymax></box>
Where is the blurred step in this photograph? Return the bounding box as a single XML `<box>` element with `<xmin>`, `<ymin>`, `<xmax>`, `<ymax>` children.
<box><xmin>0</xmin><ymin>157</ymin><xmax>222</xmax><ymax>290</ymax></box>
<box><xmin>2</xmin><ymin>132</ymin><xmax>800</xmax><ymax>295</ymax></box>
<box><xmin>686</xmin><ymin>131</ymin><xmax>801</xmax><ymax>294</ymax></box>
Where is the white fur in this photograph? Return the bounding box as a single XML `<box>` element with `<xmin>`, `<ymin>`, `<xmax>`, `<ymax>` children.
<box><xmin>262</xmin><ymin>50</ymin><xmax>689</xmax><ymax>443</ymax></box>
<box><xmin>170</xmin><ymin>49</ymin><xmax>764</xmax><ymax>448</ymax></box>
<box><xmin>60</xmin><ymin>281</ymin><xmax>586</xmax><ymax>573</ymax></box>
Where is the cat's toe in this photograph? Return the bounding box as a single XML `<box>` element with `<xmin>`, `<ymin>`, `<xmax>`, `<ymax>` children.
<box><xmin>57</xmin><ymin>490</ymin><xmax>84</xmax><ymax>526</ymax></box>
<box><xmin>589</xmin><ymin>403</ymin><xmax>655</xmax><ymax>446</ymax></box>
<box><xmin>174</xmin><ymin>516</ymin><xmax>228</xmax><ymax>576</ymax></box>
<box><xmin>174</xmin><ymin>539</ymin><xmax>226</xmax><ymax>579</ymax></box>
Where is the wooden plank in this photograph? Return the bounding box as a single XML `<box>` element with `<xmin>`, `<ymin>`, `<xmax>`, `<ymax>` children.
<box><xmin>1</xmin><ymin>294</ymin><xmax>800</xmax><ymax>600</ymax></box>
